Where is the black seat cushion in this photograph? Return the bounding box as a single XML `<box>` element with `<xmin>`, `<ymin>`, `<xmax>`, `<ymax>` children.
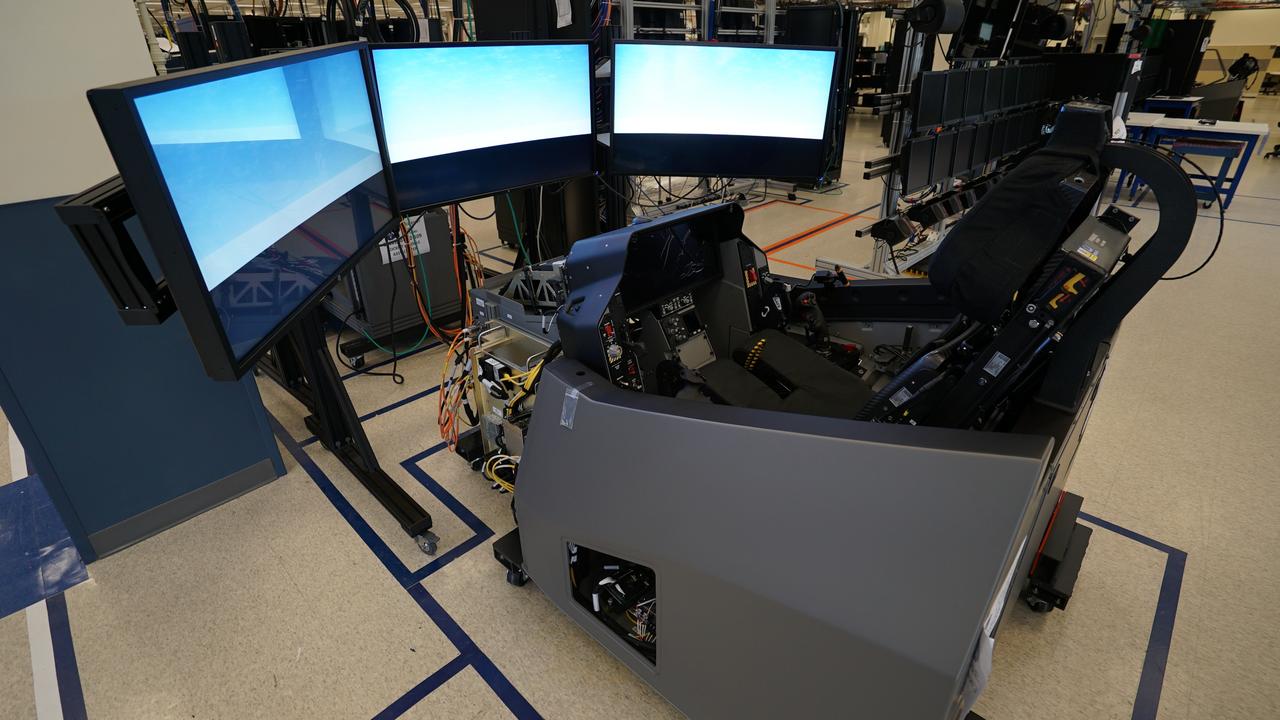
<box><xmin>699</xmin><ymin>330</ymin><xmax>870</xmax><ymax>419</ymax></box>
<box><xmin>699</xmin><ymin>358</ymin><xmax>785</xmax><ymax>412</ymax></box>
<box><xmin>743</xmin><ymin>330</ymin><xmax>869</xmax><ymax>410</ymax></box>
<box><xmin>929</xmin><ymin>150</ymin><xmax>1102</xmax><ymax>323</ymax></box>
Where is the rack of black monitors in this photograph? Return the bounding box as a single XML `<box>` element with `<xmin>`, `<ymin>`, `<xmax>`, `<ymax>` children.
<box><xmin>900</xmin><ymin>63</ymin><xmax>1056</xmax><ymax>194</ymax></box>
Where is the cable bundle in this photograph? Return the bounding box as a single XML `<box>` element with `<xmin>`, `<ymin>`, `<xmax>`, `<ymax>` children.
<box><xmin>483</xmin><ymin>454</ymin><xmax>518</xmax><ymax>493</ymax></box>
<box><xmin>437</xmin><ymin>328</ymin><xmax>475</xmax><ymax>449</ymax></box>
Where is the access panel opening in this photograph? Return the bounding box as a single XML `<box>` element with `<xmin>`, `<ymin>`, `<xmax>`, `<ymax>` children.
<box><xmin>567</xmin><ymin>543</ymin><xmax>657</xmax><ymax>664</ymax></box>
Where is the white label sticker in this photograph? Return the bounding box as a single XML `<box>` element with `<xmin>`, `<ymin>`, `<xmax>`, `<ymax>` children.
<box><xmin>984</xmin><ymin>352</ymin><xmax>1010</xmax><ymax>377</ymax></box>
<box><xmin>381</xmin><ymin>227</ymin><xmax>429</xmax><ymax>265</ymax></box>
<box><xmin>889</xmin><ymin>388</ymin><xmax>913</xmax><ymax>407</ymax></box>
<box><xmin>379</xmin><ymin>239</ymin><xmax>406</xmax><ymax>265</ymax></box>
<box><xmin>561</xmin><ymin>387</ymin><xmax>580</xmax><ymax>429</ymax></box>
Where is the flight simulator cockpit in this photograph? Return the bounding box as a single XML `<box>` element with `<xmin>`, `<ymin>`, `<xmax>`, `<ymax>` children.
<box><xmin>510</xmin><ymin>104</ymin><xmax>1197</xmax><ymax>719</ymax></box>
<box><xmin>560</xmin><ymin>196</ymin><xmax>1134</xmax><ymax>427</ymax></box>
<box><xmin>558</xmin><ymin>107</ymin><xmax>1150</xmax><ymax>434</ymax></box>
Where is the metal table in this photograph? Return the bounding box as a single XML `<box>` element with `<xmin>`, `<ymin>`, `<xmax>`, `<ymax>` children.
<box><xmin>1144</xmin><ymin>95</ymin><xmax>1204</xmax><ymax>118</ymax></box>
<box><xmin>1114</xmin><ymin>116</ymin><xmax>1271</xmax><ymax>209</ymax></box>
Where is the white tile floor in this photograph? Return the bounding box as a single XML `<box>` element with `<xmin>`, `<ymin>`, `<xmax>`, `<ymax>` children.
<box><xmin>2</xmin><ymin>96</ymin><xmax>1278</xmax><ymax>719</ymax></box>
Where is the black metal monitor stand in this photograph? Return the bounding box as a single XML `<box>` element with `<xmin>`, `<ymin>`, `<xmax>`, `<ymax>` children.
<box><xmin>57</xmin><ymin>176</ymin><xmax>437</xmax><ymax>556</ymax></box>
<box><xmin>266</xmin><ymin>309</ymin><xmax>438</xmax><ymax>555</ymax></box>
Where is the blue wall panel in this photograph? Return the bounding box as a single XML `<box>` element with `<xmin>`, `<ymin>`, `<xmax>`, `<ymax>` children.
<box><xmin>0</xmin><ymin>196</ymin><xmax>283</xmax><ymax>561</ymax></box>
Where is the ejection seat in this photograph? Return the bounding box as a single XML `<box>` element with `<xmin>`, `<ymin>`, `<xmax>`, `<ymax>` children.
<box><xmin>697</xmin><ymin>103</ymin><xmax>1126</xmax><ymax>427</ymax></box>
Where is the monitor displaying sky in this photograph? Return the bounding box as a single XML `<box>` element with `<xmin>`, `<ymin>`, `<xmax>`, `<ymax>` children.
<box><xmin>133</xmin><ymin>48</ymin><xmax>384</xmax><ymax>290</ymax></box>
<box><xmin>372</xmin><ymin>44</ymin><xmax>593</xmax><ymax>164</ymax></box>
<box><xmin>613</xmin><ymin>43</ymin><xmax>836</xmax><ymax>139</ymax></box>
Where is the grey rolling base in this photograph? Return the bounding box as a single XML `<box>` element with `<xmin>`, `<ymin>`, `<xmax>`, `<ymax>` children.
<box><xmin>514</xmin><ymin>359</ymin><xmax>1070</xmax><ymax>720</ymax></box>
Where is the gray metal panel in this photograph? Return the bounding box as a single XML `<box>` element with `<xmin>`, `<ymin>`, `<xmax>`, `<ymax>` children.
<box><xmin>517</xmin><ymin>360</ymin><xmax>1052</xmax><ymax>720</ymax></box>
<box><xmin>88</xmin><ymin>458</ymin><xmax>277</xmax><ymax>557</ymax></box>
<box><xmin>326</xmin><ymin>209</ymin><xmax>461</xmax><ymax>335</ymax></box>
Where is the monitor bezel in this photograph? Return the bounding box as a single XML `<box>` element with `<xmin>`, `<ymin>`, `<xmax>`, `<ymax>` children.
<box><xmin>87</xmin><ymin>41</ymin><xmax>400</xmax><ymax>381</ymax></box>
<box><xmin>609</xmin><ymin>39</ymin><xmax>840</xmax><ymax>182</ymax></box>
<box><xmin>368</xmin><ymin>40</ymin><xmax>597</xmax><ymax>213</ymax></box>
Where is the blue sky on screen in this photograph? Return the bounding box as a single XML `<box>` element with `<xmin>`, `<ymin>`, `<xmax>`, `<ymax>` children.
<box><xmin>373</xmin><ymin>44</ymin><xmax>592</xmax><ymax>163</ymax></box>
<box><xmin>613</xmin><ymin>44</ymin><xmax>835</xmax><ymax>139</ymax></box>
<box><xmin>133</xmin><ymin>49</ymin><xmax>382</xmax><ymax>289</ymax></box>
<box><xmin>134</xmin><ymin>67</ymin><xmax>301</xmax><ymax>145</ymax></box>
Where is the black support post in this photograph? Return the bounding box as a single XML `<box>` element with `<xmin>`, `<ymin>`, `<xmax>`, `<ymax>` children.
<box><xmin>285</xmin><ymin>309</ymin><xmax>438</xmax><ymax>554</ymax></box>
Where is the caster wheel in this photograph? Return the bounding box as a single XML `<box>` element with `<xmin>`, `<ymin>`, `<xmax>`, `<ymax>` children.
<box><xmin>506</xmin><ymin>568</ymin><xmax>528</xmax><ymax>587</ymax></box>
<box><xmin>415</xmin><ymin>532</ymin><xmax>439</xmax><ymax>556</ymax></box>
<box><xmin>1025</xmin><ymin>596</ymin><xmax>1053</xmax><ymax>613</ymax></box>
<box><xmin>350</xmin><ymin>355</ymin><xmax>366</xmax><ymax>369</ymax></box>
<box><xmin>787</xmin><ymin>192</ymin><xmax>798</xmax><ymax>201</ymax></box>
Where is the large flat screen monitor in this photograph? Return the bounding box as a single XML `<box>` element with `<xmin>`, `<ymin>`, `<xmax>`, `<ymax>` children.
<box><xmin>88</xmin><ymin>43</ymin><xmax>397</xmax><ymax>380</ymax></box>
<box><xmin>611</xmin><ymin>41</ymin><xmax>838</xmax><ymax>180</ymax></box>
<box><xmin>370</xmin><ymin>42</ymin><xmax>594</xmax><ymax>211</ymax></box>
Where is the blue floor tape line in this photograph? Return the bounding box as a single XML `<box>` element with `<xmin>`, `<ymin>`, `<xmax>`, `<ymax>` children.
<box><xmin>1079</xmin><ymin>511</ymin><xmax>1188</xmax><ymax>720</ymax></box>
<box><xmin>853</xmin><ymin>201</ymin><xmax>880</xmax><ymax>216</ymax></box>
<box><xmin>469</xmin><ymin>651</ymin><xmax>543</xmax><ymax>719</ymax></box>
<box><xmin>269</xmin><ymin>414</ymin><xmax>540</xmax><ymax>718</ymax></box>
<box><xmin>1079</xmin><ymin>512</ymin><xmax>1182</xmax><ymax>555</ymax></box>
<box><xmin>400</xmin><ymin>444</ymin><xmax>495</xmax><ymax>586</ymax></box>
<box><xmin>371</xmin><ymin>653</ymin><xmax>471</xmax><ymax>720</ymax></box>
<box><xmin>270</xmin><ymin>416</ymin><xmax>409</xmax><ymax>581</ymax></box>
<box><xmin>46</xmin><ymin>593</ymin><xmax>88</xmax><ymax>720</ymax></box>
<box><xmin>300</xmin><ymin>384</ymin><xmax>442</xmax><ymax>448</ymax></box>
<box><xmin>361</xmin><ymin>385</ymin><xmax>442</xmax><ymax>425</ymax></box>
<box><xmin>1133</xmin><ymin>550</ymin><xmax>1187</xmax><ymax>720</ymax></box>
<box><xmin>340</xmin><ymin>340</ymin><xmax>442</xmax><ymax>380</ymax></box>
<box><xmin>406</xmin><ymin>585</ymin><xmax>542</xmax><ymax>719</ymax></box>
<box><xmin>290</xmin><ymin>390</ymin><xmax>488</xmax><ymax>585</ymax></box>
<box><xmin>478</xmin><ymin>249</ymin><xmax>515</xmax><ymax>268</ymax></box>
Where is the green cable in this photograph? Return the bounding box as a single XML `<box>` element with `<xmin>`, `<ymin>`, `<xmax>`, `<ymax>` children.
<box><xmin>413</xmin><ymin>234</ymin><xmax>440</xmax><ymax>320</ymax></box>
<box><xmin>358</xmin><ymin>228</ymin><xmax>438</xmax><ymax>358</ymax></box>
<box><xmin>503</xmin><ymin>192</ymin><xmax>534</xmax><ymax>268</ymax></box>
<box><xmin>359</xmin><ymin>324</ymin><xmax>431</xmax><ymax>357</ymax></box>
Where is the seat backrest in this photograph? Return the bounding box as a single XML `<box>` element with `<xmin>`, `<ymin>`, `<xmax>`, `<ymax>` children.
<box><xmin>928</xmin><ymin>104</ymin><xmax>1110</xmax><ymax>323</ymax></box>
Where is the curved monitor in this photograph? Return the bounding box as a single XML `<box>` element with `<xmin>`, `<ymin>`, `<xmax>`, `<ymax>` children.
<box><xmin>370</xmin><ymin>42</ymin><xmax>594</xmax><ymax>211</ymax></box>
<box><xmin>610</xmin><ymin>41</ymin><xmax>837</xmax><ymax>181</ymax></box>
<box><xmin>88</xmin><ymin>43</ymin><xmax>397</xmax><ymax>380</ymax></box>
